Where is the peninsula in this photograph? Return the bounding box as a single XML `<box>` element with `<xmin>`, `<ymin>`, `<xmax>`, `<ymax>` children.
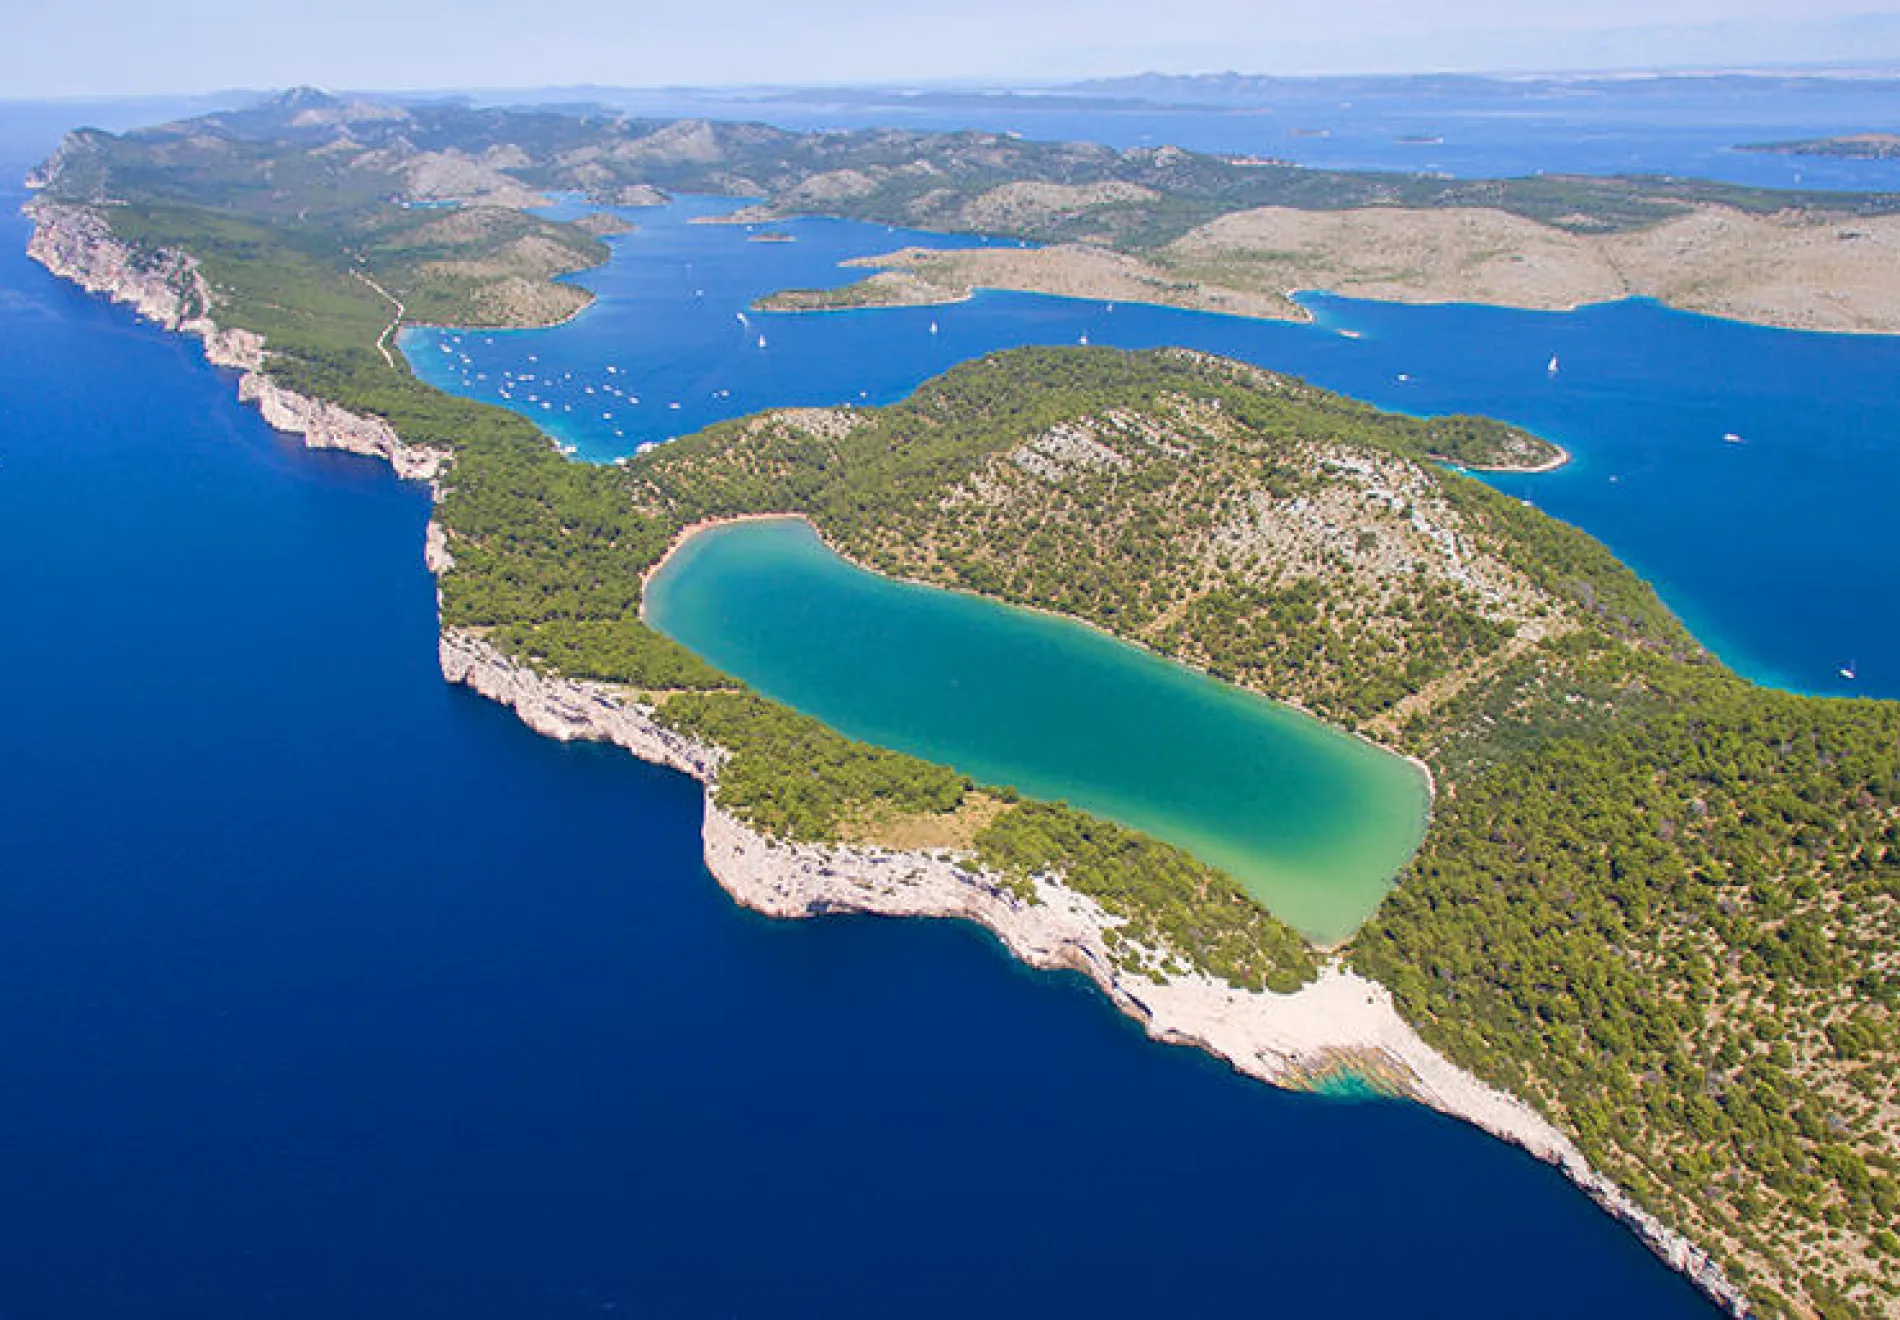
<box><xmin>1741</xmin><ymin>133</ymin><xmax>1900</xmax><ymax>161</ymax></box>
<box><xmin>25</xmin><ymin>90</ymin><xmax>1900</xmax><ymax>1319</ymax></box>
<box><xmin>766</xmin><ymin>203</ymin><xmax>1900</xmax><ymax>334</ymax></box>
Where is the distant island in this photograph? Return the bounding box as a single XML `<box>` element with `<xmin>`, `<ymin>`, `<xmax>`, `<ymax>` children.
<box><xmin>25</xmin><ymin>90</ymin><xmax>1900</xmax><ymax>1320</ymax></box>
<box><xmin>1741</xmin><ymin>132</ymin><xmax>1900</xmax><ymax>161</ymax></box>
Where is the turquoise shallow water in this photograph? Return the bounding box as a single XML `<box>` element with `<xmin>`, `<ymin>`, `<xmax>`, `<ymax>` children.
<box><xmin>646</xmin><ymin>518</ymin><xmax>1429</xmax><ymax>944</ymax></box>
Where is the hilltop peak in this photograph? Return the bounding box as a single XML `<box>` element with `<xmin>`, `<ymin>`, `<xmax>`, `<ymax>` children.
<box><xmin>265</xmin><ymin>86</ymin><xmax>344</xmax><ymax>110</ymax></box>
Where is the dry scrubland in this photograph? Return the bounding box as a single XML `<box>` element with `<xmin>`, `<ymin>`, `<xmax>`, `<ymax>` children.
<box><xmin>803</xmin><ymin>203</ymin><xmax>1900</xmax><ymax>334</ymax></box>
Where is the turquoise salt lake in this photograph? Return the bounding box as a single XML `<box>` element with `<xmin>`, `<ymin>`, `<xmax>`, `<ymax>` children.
<box><xmin>644</xmin><ymin>517</ymin><xmax>1430</xmax><ymax>944</ymax></box>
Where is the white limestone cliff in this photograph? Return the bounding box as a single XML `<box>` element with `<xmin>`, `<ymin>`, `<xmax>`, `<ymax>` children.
<box><xmin>26</xmin><ymin>202</ymin><xmax>447</xmax><ymax>483</ymax></box>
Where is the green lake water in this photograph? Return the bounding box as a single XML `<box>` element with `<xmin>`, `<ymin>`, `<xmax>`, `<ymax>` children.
<box><xmin>644</xmin><ymin>518</ymin><xmax>1430</xmax><ymax>943</ymax></box>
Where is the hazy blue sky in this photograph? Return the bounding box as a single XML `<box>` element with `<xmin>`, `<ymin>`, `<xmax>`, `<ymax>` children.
<box><xmin>6</xmin><ymin>0</ymin><xmax>1899</xmax><ymax>98</ymax></box>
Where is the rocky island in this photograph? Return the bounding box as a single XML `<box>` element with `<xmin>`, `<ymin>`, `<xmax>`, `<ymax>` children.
<box><xmin>24</xmin><ymin>90</ymin><xmax>1900</xmax><ymax>1318</ymax></box>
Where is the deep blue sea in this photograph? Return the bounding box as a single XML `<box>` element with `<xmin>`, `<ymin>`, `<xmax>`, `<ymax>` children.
<box><xmin>7</xmin><ymin>83</ymin><xmax>1897</xmax><ymax>1316</ymax></box>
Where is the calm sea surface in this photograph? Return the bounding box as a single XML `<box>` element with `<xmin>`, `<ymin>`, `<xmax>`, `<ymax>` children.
<box><xmin>12</xmin><ymin>83</ymin><xmax>1897</xmax><ymax>1314</ymax></box>
<box><xmin>412</xmin><ymin>199</ymin><xmax>1900</xmax><ymax>699</ymax></box>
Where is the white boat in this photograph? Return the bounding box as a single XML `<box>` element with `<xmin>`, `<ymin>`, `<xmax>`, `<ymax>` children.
<box><xmin>1840</xmin><ymin>662</ymin><xmax>1857</xmax><ymax>681</ymax></box>
<box><xmin>1078</xmin><ymin>332</ymin><xmax>1089</xmax><ymax>346</ymax></box>
<box><xmin>757</xmin><ymin>335</ymin><xmax>767</xmax><ymax>349</ymax></box>
<box><xmin>1722</xmin><ymin>432</ymin><xmax>1745</xmax><ymax>444</ymax></box>
<box><xmin>1547</xmin><ymin>354</ymin><xmax>1559</xmax><ymax>375</ymax></box>
<box><xmin>929</xmin><ymin>321</ymin><xmax>939</xmax><ymax>335</ymax></box>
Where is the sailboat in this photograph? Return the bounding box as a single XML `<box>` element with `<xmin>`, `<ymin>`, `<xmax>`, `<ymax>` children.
<box><xmin>929</xmin><ymin>320</ymin><xmax>939</xmax><ymax>335</ymax></box>
<box><xmin>1547</xmin><ymin>354</ymin><xmax>1560</xmax><ymax>375</ymax></box>
<box><xmin>1840</xmin><ymin>661</ymin><xmax>1857</xmax><ymax>681</ymax></box>
<box><xmin>757</xmin><ymin>334</ymin><xmax>767</xmax><ymax>349</ymax></box>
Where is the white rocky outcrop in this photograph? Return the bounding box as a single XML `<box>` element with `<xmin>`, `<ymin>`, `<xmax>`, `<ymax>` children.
<box><xmin>437</xmin><ymin>630</ymin><xmax>721</xmax><ymax>781</ymax></box>
<box><xmin>26</xmin><ymin>199</ymin><xmax>1747</xmax><ymax>1318</ymax></box>
<box><xmin>28</xmin><ymin>202</ymin><xmax>208</xmax><ymax>330</ymax></box>
<box><xmin>25</xmin><ymin>202</ymin><xmax>447</xmax><ymax>484</ymax></box>
<box><xmin>235</xmin><ymin>371</ymin><xmax>444</xmax><ymax>482</ymax></box>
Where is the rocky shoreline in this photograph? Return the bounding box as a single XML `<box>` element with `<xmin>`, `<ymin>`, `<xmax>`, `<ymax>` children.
<box><xmin>24</xmin><ymin>198</ymin><xmax>1749</xmax><ymax>1318</ymax></box>
<box><xmin>25</xmin><ymin>202</ymin><xmax>451</xmax><ymax>484</ymax></box>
